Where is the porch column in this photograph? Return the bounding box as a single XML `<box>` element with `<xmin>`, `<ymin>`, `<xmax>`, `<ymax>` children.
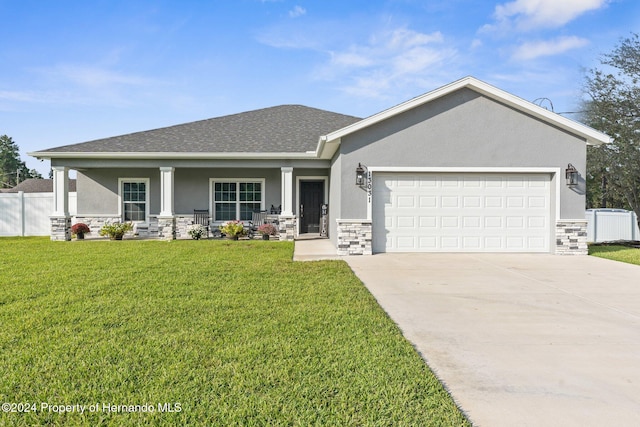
<box><xmin>158</xmin><ymin>167</ymin><xmax>176</xmax><ymax>240</ymax></box>
<box><xmin>51</xmin><ymin>166</ymin><xmax>71</xmax><ymax>241</ymax></box>
<box><xmin>159</xmin><ymin>167</ymin><xmax>175</xmax><ymax>217</ymax></box>
<box><xmin>281</xmin><ymin>167</ymin><xmax>293</xmax><ymax>216</ymax></box>
<box><xmin>279</xmin><ymin>167</ymin><xmax>296</xmax><ymax>241</ymax></box>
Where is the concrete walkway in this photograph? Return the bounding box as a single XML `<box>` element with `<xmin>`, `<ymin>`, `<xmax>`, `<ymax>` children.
<box><xmin>293</xmin><ymin>237</ymin><xmax>342</xmax><ymax>261</ymax></box>
<box><xmin>344</xmin><ymin>253</ymin><xmax>640</xmax><ymax>427</ymax></box>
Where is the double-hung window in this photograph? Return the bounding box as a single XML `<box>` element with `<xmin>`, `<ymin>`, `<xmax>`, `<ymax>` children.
<box><xmin>212</xmin><ymin>179</ymin><xmax>264</xmax><ymax>221</ymax></box>
<box><xmin>119</xmin><ymin>178</ymin><xmax>149</xmax><ymax>223</ymax></box>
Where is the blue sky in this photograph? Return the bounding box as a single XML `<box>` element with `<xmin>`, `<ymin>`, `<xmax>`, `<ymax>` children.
<box><xmin>1</xmin><ymin>0</ymin><xmax>639</xmax><ymax>176</ymax></box>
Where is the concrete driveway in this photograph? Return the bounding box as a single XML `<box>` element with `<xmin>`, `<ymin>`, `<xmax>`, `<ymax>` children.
<box><xmin>344</xmin><ymin>253</ymin><xmax>640</xmax><ymax>427</ymax></box>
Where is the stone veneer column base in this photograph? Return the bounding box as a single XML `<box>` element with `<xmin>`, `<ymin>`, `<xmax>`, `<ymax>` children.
<box><xmin>556</xmin><ymin>220</ymin><xmax>588</xmax><ymax>255</ymax></box>
<box><xmin>50</xmin><ymin>216</ymin><xmax>71</xmax><ymax>241</ymax></box>
<box><xmin>336</xmin><ymin>219</ymin><xmax>372</xmax><ymax>255</ymax></box>
<box><xmin>157</xmin><ymin>216</ymin><xmax>176</xmax><ymax>240</ymax></box>
<box><xmin>174</xmin><ymin>215</ymin><xmax>196</xmax><ymax>239</ymax></box>
<box><xmin>278</xmin><ymin>216</ymin><xmax>297</xmax><ymax>241</ymax></box>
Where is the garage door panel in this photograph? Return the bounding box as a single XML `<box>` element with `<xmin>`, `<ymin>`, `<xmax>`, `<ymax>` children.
<box><xmin>484</xmin><ymin>236</ymin><xmax>503</xmax><ymax>249</ymax></box>
<box><xmin>373</xmin><ymin>172</ymin><xmax>551</xmax><ymax>253</ymax></box>
<box><xmin>441</xmin><ymin>216</ymin><xmax>459</xmax><ymax>228</ymax></box>
<box><xmin>397</xmin><ymin>176</ymin><xmax>418</xmax><ymax>187</ymax></box>
<box><xmin>463</xmin><ymin>196</ymin><xmax>481</xmax><ymax>207</ymax></box>
<box><xmin>463</xmin><ymin>216</ymin><xmax>481</xmax><ymax>228</ymax></box>
<box><xmin>528</xmin><ymin>196</ymin><xmax>546</xmax><ymax>208</ymax></box>
<box><xmin>463</xmin><ymin>178</ymin><xmax>482</xmax><ymax>188</ymax></box>
<box><xmin>485</xmin><ymin>196</ymin><xmax>503</xmax><ymax>208</ymax></box>
<box><xmin>528</xmin><ymin>236</ymin><xmax>546</xmax><ymax>249</ymax></box>
<box><xmin>506</xmin><ymin>236</ymin><xmax>525</xmax><ymax>249</ymax></box>
<box><xmin>463</xmin><ymin>236</ymin><xmax>481</xmax><ymax>248</ymax></box>
<box><xmin>528</xmin><ymin>216</ymin><xmax>546</xmax><ymax>228</ymax></box>
<box><xmin>528</xmin><ymin>176</ymin><xmax>548</xmax><ymax>187</ymax></box>
<box><xmin>420</xmin><ymin>196</ymin><xmax>437</xmax><ymax>207</ymax></box>
<box><xmin>396</xmin><ymin>236</ymin><xmax>416</xmax><ymax>249</ymax></box>
<box><xmin>507</xmin><ymin>197</ymin><xmax>524</xmax><ymax>208</ymax></box>
<box><xmin>397</xmin><ymin>195</ymin><xmax>416</xmax><ymax>208</ymax></box>
<box><xmin>507</xmin><ymin>177</ymin><xmax>526</xmax><ymax>187</ymax></box>
<box><xmin>441</xmin><ymin>196</ymin><xmax>459</xmax><ymax>207</ymax></box>
<box><xmin>441</xmin><ymin>236</ymin><xmax>460</xmax><ymax>248</ymax></box>
<box><xmin>419</xmin><ymin>177</ymin><xmax>438</xmax><ymax>187</ymax></box>
<box><xmin>506</xmin><ymin>217</ymin><xmax>524</xmax><ymax>228</ymax></box>
<box><xmin>419</xmin><ymin>216</ymin><xmax>437</xmax><ymax>227</ymax></box>
<box><xmin>485</xmin><ymin>216</ymin><xmax>503</xmax><ymax>228</ymax></box>
<box><xmin>397</xmin><ymin>216</ymin><xmax>415</xmax><ymax>228</ymax></box>
<box><xmin>485</xmin><ymin>177</ymin><xmax>504</xmax><ymax>187</ymax></box>
<box><xmin>418</xmin><ymin>236</ymin><xmax>437</xmax><ymax>248</ymax></box>
<box><xmin>442</xmin><ymin>177</ymin><xmax>461</xmax><ymax>187</ymax></box>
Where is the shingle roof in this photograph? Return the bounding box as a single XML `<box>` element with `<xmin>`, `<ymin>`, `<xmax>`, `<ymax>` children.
<box><xmin>1</xmin><ymin>179</ymin><xmax>76</xmax><ymax>193</ymax></box>
<box><xmin>38</xmin><ymin>105</ymin><xmax>362</xmax><ymax>154</ymax></box>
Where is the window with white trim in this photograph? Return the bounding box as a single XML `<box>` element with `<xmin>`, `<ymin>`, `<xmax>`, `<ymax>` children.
<box><xmin>213</xmin><ymin>180</ymin><xmax>263</xmax><ymax>221</ymax></box>
<box><xmin>120</xmin><ymin>179</ymin><xmax>149</xmax><ymax>222</ymax></box>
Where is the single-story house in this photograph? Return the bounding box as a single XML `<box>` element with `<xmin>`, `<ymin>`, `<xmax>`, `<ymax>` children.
<box><xmin>29</xmin><ymin>76</ymin><xmax>610</xmax><ymax>255</ymax></box>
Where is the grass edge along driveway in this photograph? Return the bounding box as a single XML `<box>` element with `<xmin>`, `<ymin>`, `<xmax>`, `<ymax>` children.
<box><xmin>0</xmin><ymin>237</ymin><xmax>469</xmax><ymax>426</ymax></box>
<box><xmin>589</xmin><ymin>244</ymin><xmax>640</xmax><ymax>266</ymax></box>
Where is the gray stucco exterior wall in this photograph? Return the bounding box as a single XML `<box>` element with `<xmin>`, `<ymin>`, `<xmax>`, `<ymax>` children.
<box><xmin>77</xmin><ymin>165</ymin><xmax>331</xmax><ymax>223</ymax></box>
<box><xmin>77</xmin><ymin>169</ymin><xmax>161</xmax><ymax>215</ymax></box>
<box><xmin>336</xmin><ymin>88</ymin><xmax>587</xmax><ymax>221</ymax></box>
<box><xmin>328</xmin><ymin>154</ymin><xmax>342</xmax><ymax>246</ymax></box>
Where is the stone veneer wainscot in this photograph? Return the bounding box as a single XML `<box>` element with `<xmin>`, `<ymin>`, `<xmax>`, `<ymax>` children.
<box><xmin>278</xmin><ymin>216</ymin><xmax>297</xmax><ymax>241</ymax></box>
<box><xmin>50</xmin><ymin>216</ymin><xmax>71</xmax><ymax>241</ymax></box>
<box><xmin>556</xmin><ymin>220</ymin><xmax>588</xmax><ymax>255</ymax></box>
<box><xmin>336</xmin><ymin>219</ymin><xmax>372</xmax><ymax>255</ymax></box>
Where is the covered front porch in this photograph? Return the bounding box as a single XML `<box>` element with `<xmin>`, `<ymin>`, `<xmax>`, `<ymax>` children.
<box><xmin>49</xmin><ymin>162</ymin><xmax>331</xmax><ymax>242</ymax></box>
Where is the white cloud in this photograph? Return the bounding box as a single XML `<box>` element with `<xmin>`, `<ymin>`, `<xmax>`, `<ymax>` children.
<box><xmin>488</xmin><ymin>0</ymin><xmax>610</xmax><ymax>31</ymax></box>
<box><xmin>42</xmin><ymin>64</ymin><xmax>156</xmax><ymax>88</ymax></box>
<box><xmin>289</xmin><ymin>5</ymin><xmax>306</xmax><ymax>18</ymax></box>
<box><xmin>470</xmin><ymin>39</ymin><xmax>483</xmax><ymax>49</ymax></box>
<box><xmin>317</xmin><ymin>28</ymin><xmax>456</xmax><ymax>98</ymax></box>
<box><xmin>512</xmin><ymin>35</ymin><xmax>589</xmax><ymax>60</ymax></box>
<box><xmin>0</xmin><ymin>90</ymin><xmax>40</xmax><ymax>103</ymax></box>
<box><xmin>0</xmin><ymin>64</ymin><xmax>165</xmax><ymax>109</ymax></box>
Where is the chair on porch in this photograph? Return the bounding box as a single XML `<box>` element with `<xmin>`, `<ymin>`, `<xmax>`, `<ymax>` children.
<box><xmin>193</xmin><ymin>209</ymin><xmax>211</xmax><ymax>238</ymax></box>
<box><xmin>270</xmin><ymin>205</ymin><xmax>282</xmax><ymax>214</ymax></box>
<box><xmin>248</xmin><ymin>210</ymin><xmax>269</xmax><ymax>238</ymax></box>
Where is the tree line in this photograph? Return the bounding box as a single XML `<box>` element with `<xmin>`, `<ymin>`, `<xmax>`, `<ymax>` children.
<box><xmin>0</xmin><ymin>135</ymin><xmax>42</xmax><ymax>188</ymax></box>
<box><xmin>583</xmin><ymin>33</ymin><xmax>640</xmax><ymax>228</ymax></box>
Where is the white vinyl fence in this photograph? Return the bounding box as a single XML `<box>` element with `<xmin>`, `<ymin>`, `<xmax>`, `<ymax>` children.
<box><xmin>586</xmin><ymin>209</ymin><xmax>640</xmax><ymax>243</ymax></box>
<box><xmin>0</xmin><ymin>192</ymin><xmax>77</xmax><ymax>236</ymax></box>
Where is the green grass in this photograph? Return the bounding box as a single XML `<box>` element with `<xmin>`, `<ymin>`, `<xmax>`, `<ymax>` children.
<box><xmin>0</xmin><ymin>237</ymin><xmax>469</xmax><ymax>426</ymax></box>
<box><xmin>589</xmin><ymin>244</ymin><xmax>640</xmax><ymax>266</ymax></box>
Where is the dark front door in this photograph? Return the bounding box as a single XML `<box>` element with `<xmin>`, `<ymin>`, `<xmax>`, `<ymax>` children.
<box><xmin>300</xmin><ymin>181</ymin><xmax>324</xmax><ymax>234</ymax></box>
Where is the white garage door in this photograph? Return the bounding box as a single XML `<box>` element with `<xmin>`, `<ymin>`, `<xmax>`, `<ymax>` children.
<box><xmin>372</xmin><ymin>173</ymin><xmax>551</xmax><ymax>253</ymax></box>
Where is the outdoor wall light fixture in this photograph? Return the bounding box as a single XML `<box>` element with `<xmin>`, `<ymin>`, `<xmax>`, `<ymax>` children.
<box><xmin>565</xmin><ymin>163</ymin><xmax>579</xmax><ymax>187</ymax></box>
<box><xmin>355</xmin><ymin>163</ymin><xmax>366</xmax><ymax>186</ymax></box>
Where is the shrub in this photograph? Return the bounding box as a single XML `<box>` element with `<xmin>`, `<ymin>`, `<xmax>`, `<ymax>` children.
<box><xmin>187</xmin><ymin>224</ymin><xmax>207</xmax><ymax>240</ymax></box>
<box><xmin>257</xmin><ymin>223</ymin><xmax>277</xmax><ymax>236</ymax></box>
<box><xmin>219</xmin><ymin>220</ymin><xmax>246</xmax><ymax>238</ymax></box>
<box><xmin>71</xmin><ymin>223</ymin><xmax>90</xmax><ymax>235</ymax></box>
<box><xmin>99</xmin><ymin>222</ymin><xmax>134</xmax><ymax>240</ymax></box>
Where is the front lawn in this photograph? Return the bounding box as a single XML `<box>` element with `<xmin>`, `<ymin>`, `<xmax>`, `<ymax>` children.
<box><xmin>589</xmin><ymin>244</ymin><xmax>640</xmax><ymax>266</ymax></box>
<box><xmin>0</xmin><ymin>238</ymin><xmax>468</xmax><ymax>426</ymax></box>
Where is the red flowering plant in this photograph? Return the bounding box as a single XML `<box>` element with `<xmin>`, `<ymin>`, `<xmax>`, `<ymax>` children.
<box><xmin>257</xmin><ymin>223</ymin><xmax>277</xmax><ymax>236</ymax></box>
<box><xmin>71</xmin><ymin>223</ymin><xmax>90</xmax><ymax>238</ymax></box>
